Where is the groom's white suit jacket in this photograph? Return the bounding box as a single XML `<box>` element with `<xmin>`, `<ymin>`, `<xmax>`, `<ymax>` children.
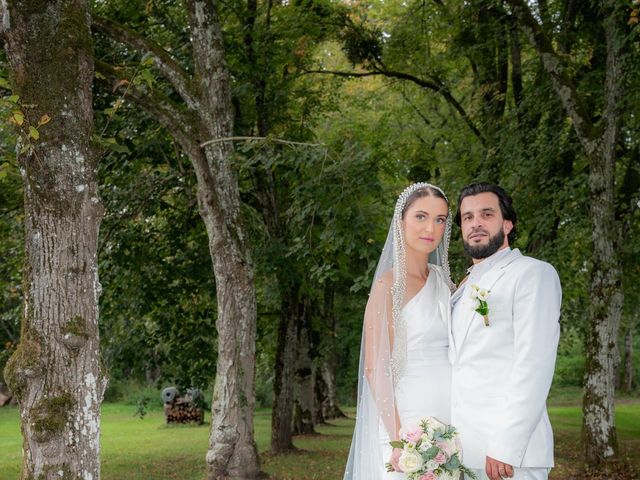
<box><xmin>448</xmin><ymin>248</ymin><xmax>561</xmax><ymax>469</ymax></box>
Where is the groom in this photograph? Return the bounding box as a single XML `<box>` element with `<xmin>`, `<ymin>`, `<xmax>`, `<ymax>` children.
<box><xmin>449</xmin><ymin>183</ymin><xmax>561</xmax><ymax>480</ymax></box>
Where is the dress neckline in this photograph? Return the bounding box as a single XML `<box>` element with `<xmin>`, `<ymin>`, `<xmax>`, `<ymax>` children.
<box><xmin>402</xmin><ymin>268</ymin><xmax>433</xmax><ymax>311</ymax></box>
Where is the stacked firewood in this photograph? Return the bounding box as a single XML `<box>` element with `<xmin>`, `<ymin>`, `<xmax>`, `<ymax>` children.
<box><xmin>161</xmin><ymin>387</ymin><xmax>205</xmax><ymax>425</ymax></box>
<box><xmin>164</xmin><ymin>398</ymin><xmax>204</xmax><ymax>424</ymax></box>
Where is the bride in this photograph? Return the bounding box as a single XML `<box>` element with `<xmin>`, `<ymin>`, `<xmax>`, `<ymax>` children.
<box><xmin>343</xmin><ymin>183</ymin><xmax>455</xmax><ymax>479</ymax></box>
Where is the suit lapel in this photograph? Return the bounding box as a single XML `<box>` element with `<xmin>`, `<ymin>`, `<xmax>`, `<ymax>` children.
<box><xmin>453</xmin><ymin>249</ymin><xmax>523</xmax><ymax>356</ymax></box>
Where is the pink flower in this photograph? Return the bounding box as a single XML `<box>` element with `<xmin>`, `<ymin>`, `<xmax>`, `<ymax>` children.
<box><xmin>434</xmin><ymin>451</ymin><xmax>447</xmax><ymax>464</ymax></box>
<box><xmin>437</xmin><ymin>439</ymin><xmax>455</xmax><ymax>456</ymax></box>
<box><xmin>401</xmin><ymin>425</ymin><xmax>423</xmax><ymax>443</ymax></box>
<box><xmin>419</xmin><ymin>472</ymin><xmax>437</xmax><ymax>480</ymax></box>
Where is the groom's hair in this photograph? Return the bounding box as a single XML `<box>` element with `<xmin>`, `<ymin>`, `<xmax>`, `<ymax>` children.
<box><xmin>455</xmin><ymin>183</ymin><xmax>517</xmax><ymax>244</ymax></box>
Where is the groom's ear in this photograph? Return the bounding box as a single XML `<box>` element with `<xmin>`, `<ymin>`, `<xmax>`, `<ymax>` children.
<box><xmin>503</xmin><ymin>220</ymin><xmax>513</xmax><ymax>237</ymax></box>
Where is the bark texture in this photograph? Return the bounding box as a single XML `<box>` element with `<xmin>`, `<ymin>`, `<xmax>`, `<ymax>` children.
<box><xmin>270</xmin><ymin>287</ymin><xmax>298</xmax><ymax>453</ymax></box>
<box><xmin>0</xmin><ymin>1</ymin><xmax>106</xmax><ymax>479</ymax></box>
<box><xmin>292</xmin><ymin>304</ymin><xmax>316</xmax><ymax>435</ymax></box>
<box><xmin>93</xmin><ymin>2</ymin><xmax>260</xmax><ymax>477</ymax></box>
<box><xmin>187</xmin><ymin>3</ymin><xmax>260</xmax><ymax>476</ymax></box>
<box><xmin>622</xmin><ymin>316</ymin><xmax>635</xmax><ymax>392</ymax></box>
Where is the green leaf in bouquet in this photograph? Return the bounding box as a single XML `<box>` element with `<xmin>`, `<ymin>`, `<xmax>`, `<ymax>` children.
<box><xmin>389</xmin><ymin>440</ymin><xmax>404</xmax><ymax>449</ymax></box>
<box><xmin>423</xmin><ymin>445</ymin><xmax>440</xmax><ymax>460</ymax></box>
<box><xmin>460</xmin><ymin>465</ymin><xmax>478</xmax><ymax>479</ymax></box>
<box><xmin>447</xmin><ymin>454</ymin><xmax>461</xmax><ymax>469</ymax></box>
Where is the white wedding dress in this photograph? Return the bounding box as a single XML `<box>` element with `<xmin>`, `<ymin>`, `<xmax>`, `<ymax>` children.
<box><xmin>380</xmin><ymin>271</ymin><xmax>452</xmax><ymax>478</ymax></box>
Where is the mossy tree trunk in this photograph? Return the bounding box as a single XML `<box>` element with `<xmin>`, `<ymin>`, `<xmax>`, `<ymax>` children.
<box><xmin>0</xmin><ymin>1</ymin><xmax>107</xmax><ymax>479</ymax></box>
<box><xmin>270</xmin><ymin>285</ymin><xmax>298</xmax><ymax>453</ymax></box>
<box><xmin>321</xmin><ymin>287</ymin><xmax>346</xmax><ymax>420</ymax></box>
<box><xmin>292</xmin><ymin>301</ymin><xmax>316</xmax><ymax>435</ymax></box>
<box><xmin>92</xmin><ymin>2</ymin><xmax>260</xmax><ymax>478</ymax></box>
<box><xmin>507</xmin><ymin>0</ymin><xmax>627</xmax><ymax>469</ymax></box>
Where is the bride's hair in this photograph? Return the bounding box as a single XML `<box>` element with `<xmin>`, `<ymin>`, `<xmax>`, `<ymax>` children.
<box><xmin>402</xmin><ymin>185</ymin><xmax>449</xmax><ymax>218</ymax></box>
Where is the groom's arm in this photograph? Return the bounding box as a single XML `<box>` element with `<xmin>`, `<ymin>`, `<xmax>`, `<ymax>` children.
<box><xmin>486</xmin><ymin>259</ymin><xmax>561</xmax><ymax>467</ymax></box>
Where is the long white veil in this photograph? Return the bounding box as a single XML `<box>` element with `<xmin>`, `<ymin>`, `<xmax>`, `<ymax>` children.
<box><xmin>343</xmin><ymin>183</ymin><xmax>453</xmax><ymax>480</ymax></box>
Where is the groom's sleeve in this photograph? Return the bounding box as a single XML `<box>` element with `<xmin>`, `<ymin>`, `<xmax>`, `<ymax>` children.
<box><xmin>486</xmin><ymin>260</ymin><xmax>561</xmax><ymax>466</ymax></box>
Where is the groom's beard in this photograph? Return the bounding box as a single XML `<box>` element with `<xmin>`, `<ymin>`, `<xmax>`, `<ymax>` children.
<box><xmin>463</xmin><ymin>229</ymin><xmax>505</xmax><ymax>260</ymax></box>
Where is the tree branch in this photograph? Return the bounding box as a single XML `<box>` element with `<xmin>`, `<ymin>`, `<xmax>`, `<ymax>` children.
<box><xmin>201</xmin><ymin>136</ymin><xmax>323</xmax><ymax>148</ymax></box>
<box><xmin>92</xmin><ymin>16</ymin><xmax>199</xmax><ymax>110</ymax></box>
<box><xmin>95</xmin><ymin>60</ymin><xmax>198</xmax><ymax>155</ymax></box>
<box><xmin>505</xmin><ymin>0</ymin><xmax>597</xmax><ymax>153</ymax></box>
<box><xmin>307</xmin><ymin>68</ymin><xmax>486</xmax><ymax>145</ymax></box>
<box><xmin>601</xmin><ymin>0</ymin><xmax>625</xmax><ymax>166</ymax></box>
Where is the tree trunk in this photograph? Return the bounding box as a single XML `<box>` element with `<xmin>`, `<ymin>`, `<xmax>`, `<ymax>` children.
<box><xmin>0</xmin><ymin>2</ymin><xmax>107</xmax><ymax>479</ymax></box>
<box><xmin>183</xmin><ymin>2</ymin><xmax>260</xmax><ymax>478</ymax></box>
<box><xmin>508</xmin><ymin>14</ymin><xmax>523</xmax><ymax>110</ymax></box>
<box><xmin>582</xmin><ymin>147</ymin><xmax>623</xmax><ymax>464</ymax></box>
<box><xmin>622</xmin><ymin>316</ymin><xmax>636</xmax><ymax>392</ymax></box>
<box><xmin>622</xmin><ymin>316</ymin><xmax>634</xmax><ymax>392</ymax></box>
<box><xmin>321</xmin><ymin>359</ymin><xmax>346</xmax><ymax>420</ymax></box>
<box><xmin>321</xmin><ymin>287</ymin><xmax>346</xmax><ymax>420</ymax></box>
<box><xmin>93</xmin><ymin>3</ymin><xmax>262</xmax><ymax>475</ymax></box>
<box><xmin>293</xmin><ymin>302</ymin><xmax>316</xmax><ymax>435</ymax></box>
<box><xmin>314</xmin><ymin>368</ymin><xmax>327</xmax><ymax>425</ymax></box>
<box><xmin>270</xmin><ymin>286</ymin><xmax>298</xmax><ymax>453</ymax></box>
<box><xmin>506</xmin><ymin>0</ymin><xmax>626</xmax><ymax>469</ymax></box>
<box><xmin>581</xmin><ymin>6</ymin><xmax>624</xmax><ymax>466</ymax></box>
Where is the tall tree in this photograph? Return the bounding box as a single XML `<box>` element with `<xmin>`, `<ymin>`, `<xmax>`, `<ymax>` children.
<box><xmin>497</xmin><ymin>0</ymin><xmax>630</xmax><ymax>469</ymax></box>
<box><xmin>92</xmin><ymin>1</ymin><xmax>260</xmax><ymax>477</ymax></box>
<box><xmin>0</xmin><ymin>1</ymin><xmax>106</xmax><ymax>478</ymax></box>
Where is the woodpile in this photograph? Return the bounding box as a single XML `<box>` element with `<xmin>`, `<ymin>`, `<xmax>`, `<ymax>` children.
<box><xmin>164</xmin><ymin>398</ymin><xmax>204</xmax><ymax>425</ymax></box>
<box><xmin>161</xmin><ymin>387</ymin><xmax>205</xmax><ymax>425</ymax></box>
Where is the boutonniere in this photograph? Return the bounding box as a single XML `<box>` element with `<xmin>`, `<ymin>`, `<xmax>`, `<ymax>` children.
<box><xmin>470</xmin><ymin>284</ymin><xmax>490</xmax><ymax>326</ymax></box>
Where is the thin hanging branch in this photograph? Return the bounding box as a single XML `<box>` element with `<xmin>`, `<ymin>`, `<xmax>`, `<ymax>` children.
<box><xmin>93</xmin><ymin>16</ymin><xmax>199</xmax><ymax>110</ymax></box>
<box><xmin>200</xmin><ymin>136</ymin><xmax>324</xmax><ymax>148</ymax></box>
<box><xmin>306</xmin><ymin>67</ymin><xmax>487</xmax><ymax>146</ymax></box>
<box><xmin>505</xmin><ymin>0</ymin><xmax>596</xmax><ymax>151</ymax></box>
<box><xmin>95</xmin><ymin>60</ymin><xmax>197</xmax><ymax>154</ymax></box>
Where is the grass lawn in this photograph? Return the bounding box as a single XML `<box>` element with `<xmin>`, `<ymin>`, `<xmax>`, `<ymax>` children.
<box><xmin>0</xmin><ymin>398</ymin><xmax>638</xmax><ymax>479</ymax></box>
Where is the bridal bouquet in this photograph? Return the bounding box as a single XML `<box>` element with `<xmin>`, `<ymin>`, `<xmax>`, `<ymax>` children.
<box><xmin>386</xmin><ymin>417</ymin><xmax>476</xmax><ymax>480</ymax></box>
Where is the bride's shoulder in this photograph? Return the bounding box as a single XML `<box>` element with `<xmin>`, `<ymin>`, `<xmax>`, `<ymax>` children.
<box><xmin>371</xmin><ymin>270</ymin><xmax>393</xmax><ymax>294</ymax></box>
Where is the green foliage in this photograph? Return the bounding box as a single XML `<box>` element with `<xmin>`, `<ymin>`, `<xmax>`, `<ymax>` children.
<box><xmin>554</xmin><ymin>328</ymin><xmax>586</xmax><ymax>388</ymax></box>
<box><xmin>95</xmin><ymin>96</ymin><xmax>217</xmax><ymax>391</ymax></box>
<box><xmin>0</xmin><ymin>128</ymin><xmax>22</xmax><ymax>385</ymax></box>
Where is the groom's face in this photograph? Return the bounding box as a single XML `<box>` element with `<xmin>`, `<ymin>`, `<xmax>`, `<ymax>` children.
<box><xmin>459</xmin><ymin>192</ymin><xmax>513</xmax><ymax>261</ymax></box>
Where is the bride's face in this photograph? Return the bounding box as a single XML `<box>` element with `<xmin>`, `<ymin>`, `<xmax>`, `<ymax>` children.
<box><xmin>402</xmin><ymin>195</ymin><xmax>449</xmax><ymax>256</ymax></box>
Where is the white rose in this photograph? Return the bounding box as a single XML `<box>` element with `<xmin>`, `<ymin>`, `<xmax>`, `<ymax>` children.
<box><xmin>398</xmin><ymin>451</ymin><xmax>423</xmax><ymax>474</ymax></box>
<box><xmin>405</xmin><ymin>441</ymin><xmax>416</xmax><ymax>451</ymax></box>
<box><xmin>425</xmin><ymin>460</ymin><xmax>439</xmax><ymax>471</ymax></box>
<box><xmin>477</xmin><ymin>288</ymin><xmax>490</xmax><ymax>301</ymax></box>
